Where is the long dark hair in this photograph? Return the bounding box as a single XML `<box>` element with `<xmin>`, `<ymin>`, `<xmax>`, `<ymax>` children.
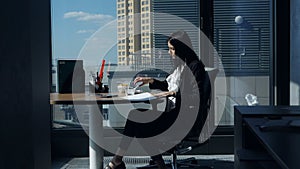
<box><xmin>168</xmin><ymin>30</ymin><xmax>200</xmax><ymax>65</ymax></box>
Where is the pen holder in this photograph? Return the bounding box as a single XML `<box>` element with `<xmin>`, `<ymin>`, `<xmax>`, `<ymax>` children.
<box><xmin>89</xmin><ymin>82</ymin><xmax>109</xmax><ymax>93</ymax></box>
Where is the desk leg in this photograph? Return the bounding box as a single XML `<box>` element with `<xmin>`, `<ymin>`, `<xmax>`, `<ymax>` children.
<box><xmin>89</xmin><ymin>104</ymin><xmax>104</xmax><ymax>169</ymax></box>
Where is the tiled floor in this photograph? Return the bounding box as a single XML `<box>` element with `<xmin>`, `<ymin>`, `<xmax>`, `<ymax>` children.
<box><xmin>52</xmin><ymin>155</ymin><xmax>234</xmax><ymax>169</ymax></box>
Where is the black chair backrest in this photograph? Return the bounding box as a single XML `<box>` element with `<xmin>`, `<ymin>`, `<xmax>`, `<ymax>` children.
<box><xmin>188</xmin><ymin>70</ymin><xmax>211</xmax><ymax>138</ymax></box>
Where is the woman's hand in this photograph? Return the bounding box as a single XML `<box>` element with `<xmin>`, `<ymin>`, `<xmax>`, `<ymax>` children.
<box><xmin>133</xmin><ymin>76</ymin><xmax>154</xmax><ymax>86</ymax></box>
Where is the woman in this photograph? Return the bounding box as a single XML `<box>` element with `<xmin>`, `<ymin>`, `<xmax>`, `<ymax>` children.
<box><xmin>105</xmin><ymin>30</ymin><xmax>211</xmax><ymax>169</ymax></box>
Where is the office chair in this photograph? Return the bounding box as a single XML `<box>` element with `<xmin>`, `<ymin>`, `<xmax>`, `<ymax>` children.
<box><xmin>138</xmin><ymin>71</ymin><xmax>213</xmax><ymax>169</ymax></box>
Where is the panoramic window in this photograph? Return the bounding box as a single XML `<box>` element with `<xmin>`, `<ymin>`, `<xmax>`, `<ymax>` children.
<box><xmin>51</xmin><ymin>0</ymin><xmax>272</xmax><ymax>129</ymax></box>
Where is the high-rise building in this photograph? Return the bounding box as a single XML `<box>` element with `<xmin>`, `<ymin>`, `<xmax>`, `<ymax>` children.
<box><xmin>140</xmin><ymin>0</ymin><xmax>153</xmax><ymax>67</ymax></box>
<box><xmin>117</xmin><ymin>0</ymin><xmax>152</xmax><ymax>70</ymax></box>
<box><xmin>116</xmin><ymin>0</ymin><xmax>127</xmax><ymax>66</ymax></box>
<box><xmin>117</xmin><ymin>0</ymin><xmax>200</xmax><ymax>71</ymax></box>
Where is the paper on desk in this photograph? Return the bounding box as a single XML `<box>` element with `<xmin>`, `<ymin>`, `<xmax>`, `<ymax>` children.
<box><xmin>121</xmin><ymin>92</ymin><xmax>156</xmax><ymax>101</ymax></box>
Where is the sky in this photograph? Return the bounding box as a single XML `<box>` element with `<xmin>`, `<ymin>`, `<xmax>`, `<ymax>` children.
<box><xmin>51</xmin><ymin>0</ymin><xmax>117</xmax><ymax>64</ymax></box>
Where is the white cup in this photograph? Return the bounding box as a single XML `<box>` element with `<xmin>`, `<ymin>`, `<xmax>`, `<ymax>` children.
<box><xmin>127</xmin><ymin>87</ymin><xmax>135</xmax><ymax>95</ymax></box>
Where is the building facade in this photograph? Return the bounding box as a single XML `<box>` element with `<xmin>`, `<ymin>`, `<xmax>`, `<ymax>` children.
<box><xmin>117</xmin><ymin>0</ymin><xmax>152</xmax><ymax>70</ymax></box>
<box><xmin>117</xmin><ymin>0</ymin><xmax>200</xmax><ymax>72</ymax></box>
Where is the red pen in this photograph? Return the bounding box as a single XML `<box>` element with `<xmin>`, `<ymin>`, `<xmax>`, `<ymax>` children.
<box><xmin>99</xmin><ymin>59</ymin><xmax>106</xmax><ymax>82</ymax></box>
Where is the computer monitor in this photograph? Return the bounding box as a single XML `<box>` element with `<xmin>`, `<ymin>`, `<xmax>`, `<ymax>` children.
<box><xmin>57</xmin><ymin>59</ymin><xmax>85</xmax><ymax>93</ymax></box>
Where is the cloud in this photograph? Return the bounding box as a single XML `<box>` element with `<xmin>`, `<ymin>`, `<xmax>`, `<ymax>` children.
<box><xmin>64</xmin><ymin>11</ymin><xmax>114</xmax><ymax>23</ymax></box>
<box><xmin>77</xmin><ymin>29</ymin><xmax>96</xmax><ymax>34</ymax></box>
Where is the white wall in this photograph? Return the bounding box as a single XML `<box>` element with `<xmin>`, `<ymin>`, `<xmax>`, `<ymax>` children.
<box><xmin>215</xmin><ymin>76</ymin><xmax>269</xmax><ymax>125</ymax></box>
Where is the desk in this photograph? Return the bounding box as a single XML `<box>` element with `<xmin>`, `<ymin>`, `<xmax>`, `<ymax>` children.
<box><xmin>244</xmin><ymin>117</ymin><xmax>300</xmax><ymax>169</ymax></box>
<box><xmin>234</xmin><ymin>106</ymin><xmax>300</xmax><ymax>169</ymax></box>
<box><xmin>50</xmin><ymin>92</ymin><xmax>171</xmax><ymax>169</ymax></box>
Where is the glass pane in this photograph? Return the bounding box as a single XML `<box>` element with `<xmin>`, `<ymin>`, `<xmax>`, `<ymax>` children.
<box><xmin>51</xmin><ymin>0</ymin><xmax>272</xmax><ymax>129</ymax></box>
<box><xmin>213</xmin><ymin>0</ymin><xmax>272</xmax><ymax>125</ymax></box>
<box><xmin>290</xmin><ymin>0</ymin><xmax>300</xmax><ymax>105</ymax></box>
<box><xmin>51</xmin><ymin>0</ymin><xmax>116</xmax><ymax>128</ymax></box>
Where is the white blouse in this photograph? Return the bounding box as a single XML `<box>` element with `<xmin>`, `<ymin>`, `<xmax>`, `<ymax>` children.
<box><xmin>165</xmin><ymin>64</ymin><xmax>185</xmax><ymax>110</ymax></box>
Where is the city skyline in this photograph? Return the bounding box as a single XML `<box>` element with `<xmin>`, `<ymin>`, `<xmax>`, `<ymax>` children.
<box><xmin>51</xmin><ymin>0</ymin><xmax>202</xmax><ymax>72</ymax></box>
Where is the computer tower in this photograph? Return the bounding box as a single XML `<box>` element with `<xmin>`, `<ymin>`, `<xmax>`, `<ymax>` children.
<box><xmin>57</xmin><ymin>59</ymin><xmax>85</xmax><ymax>93</ymax></box>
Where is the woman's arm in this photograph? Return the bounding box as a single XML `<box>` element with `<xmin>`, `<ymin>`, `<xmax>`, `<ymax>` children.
<box><xmin>149</xmin><ymin>79</ymin><xmax>169</xmax><ymax>91</ymax></box>
<box><xmin>134</xmin><ymin>76</ymin><xmax>154</xmax><ymax>86</ymax></box>
<box><xmin>134</xmin><ymin>76</ymin><xmax>169</xmax><ymax>91</ymax></box>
